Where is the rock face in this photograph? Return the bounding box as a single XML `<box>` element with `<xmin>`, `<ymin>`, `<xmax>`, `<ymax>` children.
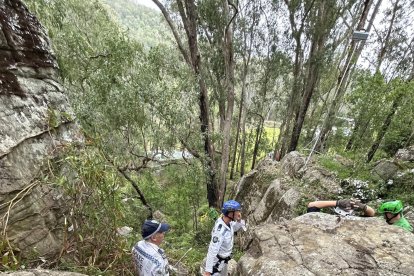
<box><xmin>233</xmin><ymin>152</ymin><xmax>343</xmax><ymax>253</ymax></box>
<box><xmin>0</xmin><ymin>0</ymin><xmax>82</xmax><ymax>258</ymax></box>
<box><xmin>395</xmin><ymin>146</ymin><xmax>414</xmax><ymax>162</ymax></box>
<box><xmin>237</xmin><ymin>212</ymin><xmax>414</xmax><ymax>276</ymax></box>
<box><xmin>0</xmin><ymin>269</ymin><xmax>87</xmax><ymax>276</ymax></box>
<box><xmin>235</xmin><ymin>152</ymin><xmax>342</xmax><ymax>230</ymax></box>
<box><xmin>372</xmin><ymin>160</ymin><xmax>400</xmax><ymax>180</ymax></box>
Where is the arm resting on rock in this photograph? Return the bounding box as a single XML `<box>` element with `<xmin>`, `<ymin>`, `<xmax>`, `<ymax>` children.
<box><xmin>308</xmin><ymin>201</ymin><xmax>337</xmax><ymax>209</ymax></box>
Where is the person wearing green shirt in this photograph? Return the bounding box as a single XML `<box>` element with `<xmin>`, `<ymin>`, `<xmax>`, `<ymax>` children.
<box><xmin>378</xmin><ymin>200</ymin><xmax>413</xmax><ymax>232</ymax></box>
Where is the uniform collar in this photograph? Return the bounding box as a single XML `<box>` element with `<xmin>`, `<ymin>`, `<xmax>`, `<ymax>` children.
<box><xmin>145</xmin><ymin>240</ymin><xmax>161</xmax><ymax>250</ymax></box>
<box><xmin>219</xmin><ymin>217</ymin><xmax>231</xmax><ymax>230</ymax></box>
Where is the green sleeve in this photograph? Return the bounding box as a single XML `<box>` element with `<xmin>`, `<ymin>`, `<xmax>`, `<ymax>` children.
<box><xmin>394</xmin><ymin>217</ymin><xmax>413</xmax><ymax>232</ymax></box>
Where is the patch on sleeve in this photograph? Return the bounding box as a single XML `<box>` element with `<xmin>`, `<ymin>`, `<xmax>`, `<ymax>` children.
<box><xmin>217</xmin><ymin>224</ymin><xmax>222</xmax><ymax>231</ymax></box>
<box><xmin>213</xmin><ymin>236</ymin><xmax>219</xmax><ymax>243</ymax></box>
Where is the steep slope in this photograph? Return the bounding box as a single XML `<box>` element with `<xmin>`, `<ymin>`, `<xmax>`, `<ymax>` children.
<box><xmin>102</xmin><ymin>0</ymin><xmax>173</xmax><ymax>48</ymax></box>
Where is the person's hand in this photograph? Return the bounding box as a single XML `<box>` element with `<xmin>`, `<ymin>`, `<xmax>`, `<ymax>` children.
<box><xmin>234</xmin><ymin>211</ymin><xmax>242</xmax><ymax>221</ymax></box>
<box><xmin>336</xmin><ymin>199</ymin><xmax>353</xmax><ymax>210</ymax></box>
<box><xmin>353</xmin><ymin>200</ymin><xmax>367</xmax><ymax>211</ymax></box>
<box><xmin>204</xmin><ymin>272</ymin><xmax>211</xmax><ymax>276</ymax></box>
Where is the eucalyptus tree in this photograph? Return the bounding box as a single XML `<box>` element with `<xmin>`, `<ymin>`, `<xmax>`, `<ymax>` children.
<box><xmin>229</xmin><ymin>0</ymin><xmax>290</xmax><ymax>175</ymax></box>
<box><xmin>22</xmin><ymin>0</ymin><xmax>183</xmax><ymax>271</ymax></box>
<box><xmin>24</xmin><ymin>0</ymin><xmax>196</xmax><ymax>216</ymax></box>
<box><xmin>315</xmin><ymin>0</ymin><xmax>375</xmax><ymax>152</ymax></box>
<box><xmin>152</xmin><ymin>0</ymin><xmax>238</xmax><ymax>208</ymax></box>
<box><xmin>247</xmin><ymin>43</ymin><xmax>290</xmax><ymax>169</ymax></box>
<box><xmin>287</xmin><ymin>1</ymin><xmax>349</xmax><ymax>153</ymax></box>
<box><xmin>344</xmin><ymin>0</ymin><xmax>385</xmax><ymax>151</ymax></box>
<box><xmin>344</xmin><ymin>72</ymin><xmax>389</xmax><ymax>151</ymax></box>
<box><xmin>366</xmin><ymin>78</ymin><xmax>413</xmax><ymax>162</ymax></box>
<box><xmin>362</xmin><ymin>0</ymin><xmax>414</xmax><ymax>161</ymax></box>
<box><xmin>273</xmin><ymin>0</ymin><xmax>359</xmax><ymax>159</ymax></box>
<box><xmin>229</xmin><ymin>0</ymin><xmax>261</xmax><ymax>179</ymax></box>
<box><xmin>274</xmin><ymin>0</ymin><xmax>312</xmax><ymax>160</ymax></box>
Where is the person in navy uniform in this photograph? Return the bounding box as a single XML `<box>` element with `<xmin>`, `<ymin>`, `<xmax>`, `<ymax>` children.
<box><xmin>204</xmin><ymin>200</ymin><xmax>246</xmax><ymax>276</ymax></box>
<box><xmin>132</xmin><ymin>219</ymin><xmax>170</xmax><ymax>276</ymax></box>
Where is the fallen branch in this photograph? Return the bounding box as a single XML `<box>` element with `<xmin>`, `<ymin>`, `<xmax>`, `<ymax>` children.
<box><xmin>101</xmin><ymin>152</ymin><xmax>153</xmax><ymax>218</ymax></box>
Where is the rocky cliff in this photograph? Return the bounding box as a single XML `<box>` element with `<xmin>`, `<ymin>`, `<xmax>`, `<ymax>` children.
<box><xmin>0</xmin><ymin>0</ymin><xmax>82</xmax><ymax>258</ymax></box>
<box><xmin>235</xmin><ymin>152</ymin><xmax>342</xmax><ymax>230</ymax></box>
<box><xmin>232</xmin><ymin>150</ymin><xmax>414</xmax><ymax>275</ymax></box>
<box><xmin>237</xmin><ymin>212</ymin><xmax>414</xmax><ymax>275</ymax></box>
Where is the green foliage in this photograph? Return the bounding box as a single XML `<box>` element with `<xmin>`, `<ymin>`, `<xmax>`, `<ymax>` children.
<box><xmin>317</xmin><ymin>152</ymin><xmax>378</xmax><ymax>182</ymax></box>
<box><xmin>383</xmin><ymin>173</ymin><xmax>414</xmax><ymax>207</ymax></box>
<box><xmin>22</xmin><ymin>0</ymin><xmax>214</xmax><ymax>272</ymax></box>
<box><xmin>0</xmin><ymin>239</ymin><xmax>20</xmax><ymax>271</ymax></box>
<box><xmin>25</xmin><ymin>0</ymin><xmax>200</xmax><ymax>180</ymax></box>
<box><xmin>342</xmin><ymin>72</ymin><xmax>414</xmax><ymax>161</ymax></box>
<box><xmin>41</xmin><ymin>144</ymin><xmax>214</xmax><ymax>274</ymax></box>
<box><xmin>381</xmin><ymin>80</ymin><xmax>414</xmax><ymax>156</ymax></box>
<box><xmin>102</xmin><ymin>0</ymin><xmax>172</xmax><ymax>48</ymax></box>
<box><xmin>318</xmin><ymin>155</ymin><xmax>351</xmax><ymax>179</ymax></box>
<box><xmin>133</xmin><ymin>165</ymin><xmax>216</xmax><ymax>273</ymax></box>
<box><xmin>18</xmin><ymin>0</ymin><xmax>414</xmax><ymax>274</ymax></box>
<box><xmin>41</xmin><ymin>146</ymin><xmax>136</xmax><ymax>275</ymax></box>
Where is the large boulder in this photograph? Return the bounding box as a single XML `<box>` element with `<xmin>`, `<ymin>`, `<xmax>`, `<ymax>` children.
<box><xmin>233</xmin><ymin>153</ymin><xmax>343</xmax><ymax>252</ymax></box>
<box><xmin>395</xmin><ymin>146</ymin><xmax>414</xmax><ymax>162</ymax></box>
<box><xmin>236</xmin><ymin>212</ymin><xmax>414</xmax><ymax>275</ymax></box>
<box><xmin>372</xmin><ymin>160</ymin><xmax>400</xmax><ymax>180</ymax></box>
<box><xmin>280</xmin><ymin>151</ymin><xmax>305</xmax><ymax>178</ymax></box>
<box><xmin>0</xmin><ymin>0</ymin><xmax>82</xmax><ymax>258</ymax></box>
<box><xmin>235</xmin><ymin>152</ymin><xmax>342</xmax><ymax>230</ymax></box>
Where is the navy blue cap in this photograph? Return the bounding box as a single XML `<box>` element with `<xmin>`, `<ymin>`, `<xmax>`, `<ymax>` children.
<box><xmin>141</xmin><ymin>219</ymin><xmax>170</xmax><ymax>240</ymax></box>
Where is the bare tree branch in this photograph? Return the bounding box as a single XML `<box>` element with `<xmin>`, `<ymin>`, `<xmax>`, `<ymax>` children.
<box><xmin>225</xmin><ymin>0</ymin><xmax>238</xmax><ymax>40</ymax></box>
<box><xmin>102</xmin><ymin>151</ymin><xmax>153</xmax><ymax>218</ymax></box>
<box><xmin>89</xmin><ymin>53</ymin><xmax>111</xmax><ymax>59</ymax></box>
<box><xmin>152</xmin><ymin>0</ymin><xmax>191</xmax><ymax>65</ymax></box>
<box><xmin>179</xmin><ymin>138</ymin><xmax>201</xmax><ymax>158</ymax></box>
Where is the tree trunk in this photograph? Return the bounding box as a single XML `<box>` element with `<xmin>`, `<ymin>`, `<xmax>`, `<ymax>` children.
<box><xmin>288</xmin><ymin>41</ymin><xmax>322</xmax><ymax>151</ymax></box>
<box><xmin>239</xmin><ymin>99</ymin><xmax>248</xmax><ymax>176</ymax></box>
<box><xmin>230</xmin><ymin>74</ymin><xmax>246</xmax><ymax>180</ymax></box>
<box><xmin>274</xmin><ymin>0</ymin><xmax>313</xmax><ymax>160</ymax></box>
<box><xmin>289</xmin><ymin>1</ymin><xmax>335</xmax><ymax>152</ymax></box>
<box><xmin>229</xmin><ymin>1</ymin><xmax>257</xmax><ymax>180</ymax></box>
<box><xmin>251</xmin><ymin>114</ymin><xmax>264</xmax><ymax>169</ymax></box>
<box><xmin>153</xmin><ymin>0</ymin><xmax>219</xmax><ymax>208</ymax></box>
<box><xmin>346</xmin><ymin>112</ymin><xmax>372</xmax><ymax>151</ymax></box>
<box><xmin>367</xmin><ymin>60</ymin><xmax>414</xmax><ymax>162</ymax></box>
<box><xmin>366</xmin><ymin>94</ymin><xmax>403</xmax><ymax>162</ymax></box>
<box><xmin>316</xmin><ymin>0</ymin><xmax>373</xmax><ymax>151</ymax></box>
<box><xmin>275</xmin><ymin>37</ymin><xmax>302</xmax><ymax>159</ymax></box>
<box><xmin>218</xmin><ymin>0</ymin><xmax>237</xmax><ymax>205</ymax></box>
<box><xmin>375</xmin><ymin>0</ymin><xmax>399</xmax><ymax>72</ymax></box>
<box><xmin>345</xmin><ymin>114</ymin><xmax>362</xmax><ymax>151</ymax></box>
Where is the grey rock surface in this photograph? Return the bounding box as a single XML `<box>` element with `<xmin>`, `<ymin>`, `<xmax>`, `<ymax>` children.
<box><xmin>280</xmin><ymin>151</ymin><xmax>305</xmax><ymax>178</ymax></box>
<box><xmin>236</xmin><ymin>212</ymin><xmax>414</xmax><ymax>276</ymax></box>
<box><xmin>372</xmin><ymin>160</ymin><xmax>399</xmax><ymax>180</ymax></box>
<box><xmin>235</xmin><ymin>152</ymin><xmax>342</xmax><ymax>229</ymax></box>
<box><xmin>395</xmin><ymin>146</ymin><xmax>414</xmax><ymax>162</ymax></box>
<box><xmin>0</xmin><ymin>0</ymin><xmax>82</xmax><ymax>258</ymax></box>
<box><xmin>234</xmin><ymin>152</ymin><xmax>343</xmax><ymax>252</ymax></box>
